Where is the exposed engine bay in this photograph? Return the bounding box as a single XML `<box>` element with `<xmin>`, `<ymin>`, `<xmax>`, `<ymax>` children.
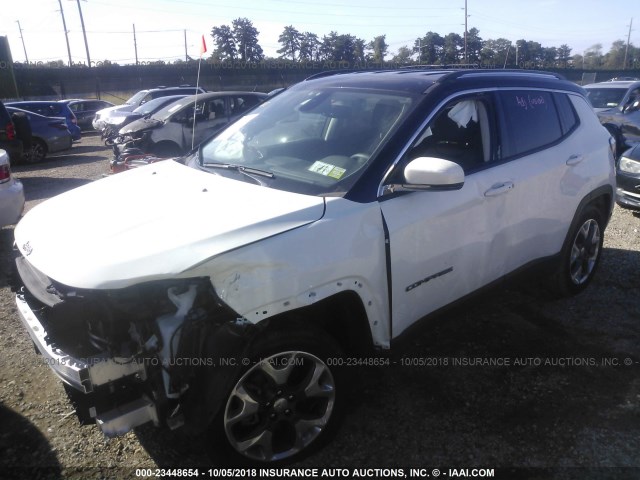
<box><xmin>14</xmin><ymin>255</ymin><xmax>255</xmax><ymax>437</ymax></box>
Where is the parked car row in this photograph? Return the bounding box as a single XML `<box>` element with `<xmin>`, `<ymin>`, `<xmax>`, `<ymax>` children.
<box><xmin>113</xmin><ymin>91</ymin><xmax>267</xmax><ymax>158</ymax></box>
<box><xmin>101</xmin><ymin>94</ymin><xmax>188</xmax><ymax>145</ymax></box>
<box><xmin>92</xmin><ymin>85</ymin><xmax>206</xmax><ymax>131</ymax></box>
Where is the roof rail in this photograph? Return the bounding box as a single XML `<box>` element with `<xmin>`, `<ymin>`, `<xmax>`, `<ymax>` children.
<box><xmin>439</xmin><ymin>69</ymin><xmax>565</xmax><ymax>82</ymax></box>
<box><xmin>399</xmin><ymin>63</ymin><xmax>479</xmax><ymax>70</ymax></box>
<box><xmin>303</xmin><ymin>70</ymin><xmax>351</xmax><ymax>81</ymax></box>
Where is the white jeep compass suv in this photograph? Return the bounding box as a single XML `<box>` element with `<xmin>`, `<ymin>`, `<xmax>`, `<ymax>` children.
<box><xmin>13</xmin><ymin>69</ymin><xmax>616</xmax><ymax>464</ymax></box>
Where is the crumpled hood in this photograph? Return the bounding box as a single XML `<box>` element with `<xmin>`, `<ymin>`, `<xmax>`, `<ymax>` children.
<box><xmin>107</xmin><ymin>112</ymin><xmax>142</xmax><ymax>127</ymax></box>
<box><xmin>14</xmin><ymin>160</ymin><xmax>325</xmax><ymax>289</ymax></box>
<box><xmin>99</xmin><ymin>104</ymin><xmax>135</xmax><ymax>116</ymax></box>
<box><xmin>120</xmin><ymin>117</ymin><xmax>163</xmax><ymax>134</ymax></box>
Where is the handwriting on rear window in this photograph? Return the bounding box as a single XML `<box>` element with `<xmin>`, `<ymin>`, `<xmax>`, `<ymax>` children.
<box><xmin>515</xmin><ymin>94</ymin><xmax>546</xmax><ymax>110</ymax></box>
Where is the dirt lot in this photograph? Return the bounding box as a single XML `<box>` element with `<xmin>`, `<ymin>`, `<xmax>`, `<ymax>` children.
<box><xmin>0</xmin><ymin>133</ymin><xmax>639</xmax><ymax>479</ymax></box>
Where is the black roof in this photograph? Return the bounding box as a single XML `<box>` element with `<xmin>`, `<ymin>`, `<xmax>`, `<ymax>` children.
<box><xmin>301</xmin><ymin>69</ymin><xmax>584</xmax><ymax>96</ymax></box>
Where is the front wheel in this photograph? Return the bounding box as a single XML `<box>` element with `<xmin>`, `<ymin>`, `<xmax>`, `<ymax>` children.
<box><xmin>549</xmin><ymin>205</ymin><xmax>604</xmax><ymax>296</ymax></box>
<box><xmin>209</xmin><ymin>327</ymin><xmax>345</xmax><ymax>465</ymax></box>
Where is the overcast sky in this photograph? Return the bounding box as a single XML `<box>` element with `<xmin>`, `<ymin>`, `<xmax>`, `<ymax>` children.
<box><xmin>0</xmin><ymin>0</ymin><xmax>637</xmax><ymax>65</ymax></box>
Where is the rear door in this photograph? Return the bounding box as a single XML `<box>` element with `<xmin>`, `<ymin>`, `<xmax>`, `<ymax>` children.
<box><xmin>488</xmin><ymin>89</ymin><xmax>582</xmax><ymax>272</ymax></box>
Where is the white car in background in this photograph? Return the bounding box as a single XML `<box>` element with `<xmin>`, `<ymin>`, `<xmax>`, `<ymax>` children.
<box><xmin>92</xmin><ymin>85</ymin><xmax>207</xmax><ymax>131</ymax></box>
<box><xmin>0</xmin><ymin>149</ymin><xmax>25</xmax><ymax>227</ymax></box>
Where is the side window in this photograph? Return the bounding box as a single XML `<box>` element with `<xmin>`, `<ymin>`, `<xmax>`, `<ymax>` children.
<box><xmin>405</xmin><ymin>95</ymin><xmax>493</xmax><ymax>173</ymax></box>
<box><xmin>230</xmin><ymin>96</ymin><xmax>260</xmax><ymax>116</ymax></box>
<box><xmin>31</xmin><ymin>105</ymin><xmax>47</xmax><ymax>116</ymax></box>
<box><xmin>498</xmin><ymin>90</ymin><xmax>561</xmax><ymax>158</ymax></box>
<box><xmin>553</xmin><ymin>93</ymin><xmax>579</xmax><ymax>135</ymax></box>
<box><xmin>140</xmin><ymin>94</ymin><xmax>153</xmax><ymax>105</ymax></box>
<box><xmin>207</xmin><ymin>98</ymin><xmax>226</xmax><ymax>120</ymax></box>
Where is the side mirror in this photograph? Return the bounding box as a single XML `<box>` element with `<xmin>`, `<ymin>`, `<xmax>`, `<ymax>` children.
<box><xmin>403</xmin><ymin>157</ymin><xmax>465</xmax><ymax>189</ymax></box>
<box><xmin>383</xmin><ymin>157</ymin><xmax>464</xmax><ymax>195</ymax></box>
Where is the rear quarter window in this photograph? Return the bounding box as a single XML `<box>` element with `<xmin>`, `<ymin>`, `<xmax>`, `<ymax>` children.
<box><xmin>553</xmin><ymin>93</ymin><xmax>579</xmax><ymax>135</ymax></box>
<box><xmin>498</xmin><ymin>90</ymin><xmax>562</xmax><ymax>158</ymax></box>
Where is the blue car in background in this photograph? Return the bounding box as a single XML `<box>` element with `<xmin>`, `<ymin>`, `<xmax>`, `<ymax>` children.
<box><xmin>6</xmin><ymin>101</ymin><xmax>81</xmax><ymax>141</ymax></box>
<box><xmin>5</xmin><ymin>106</ymin><xmax>72</xmax><ymax>163</ymax></box>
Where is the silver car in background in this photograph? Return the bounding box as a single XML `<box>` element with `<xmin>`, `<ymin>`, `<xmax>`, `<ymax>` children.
<box><xmin>584</xmin><ymin>80</ymin><xmax>640</xmax><ymax>156</ymax></box>
<box><xmin>0</xmin><ymin>149</ymin><xmax>24</xmax><ymax>227</ymax></box>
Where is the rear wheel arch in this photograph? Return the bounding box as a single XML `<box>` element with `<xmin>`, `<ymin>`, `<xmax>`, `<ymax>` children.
<box><xmin>549</xmin><ymin>187</ymin><xmax>612</xmax><ymax>296</ymax></box>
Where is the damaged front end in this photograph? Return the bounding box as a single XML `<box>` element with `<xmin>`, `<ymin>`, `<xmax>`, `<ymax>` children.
<box><xmin>13</xmin><ymin>254</ymin><xmax>256</xmax><ymax>438</ymax></box>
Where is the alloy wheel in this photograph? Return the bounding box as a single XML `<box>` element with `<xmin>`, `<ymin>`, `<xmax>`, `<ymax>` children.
<box><xmin>224</xmin><ymin>351</ymin><xmax>335</xmax><ymax>462</ymax></box>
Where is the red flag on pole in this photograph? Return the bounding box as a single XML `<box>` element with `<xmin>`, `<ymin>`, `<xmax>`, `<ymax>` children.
<box><xmin>200</xmin><ymin>35</ymin><xmax>207</xmax><ymax>56</ymax></box>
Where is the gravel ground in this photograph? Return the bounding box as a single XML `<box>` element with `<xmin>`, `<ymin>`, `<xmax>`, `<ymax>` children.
<box><xmin>0</xmin><ymin>133</ymin><xmax>639</xmax><ymax>479</ymax></box>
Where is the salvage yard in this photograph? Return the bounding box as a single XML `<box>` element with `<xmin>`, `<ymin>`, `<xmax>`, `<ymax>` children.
<box><xmin>0</xmin><ymin>133</ymin><xmax>639</xmax><ymax>479</ymax></box>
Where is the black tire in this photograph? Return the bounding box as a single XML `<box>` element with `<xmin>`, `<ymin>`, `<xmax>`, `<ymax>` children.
<box><xmin>207</xmin><ymin>326</ymin><xmax>345</xmax><ymax>466</ymax></box>
<box><xmin>549</xmin><ymin>205</ymin><xmax>604</xmax><ymax>296</ymax></box>
<box><xmin>23</xmin><ymin>138</ymin><xmax>47</xmax><ymax>164</ymax></box>
<box><xmin>149</xmin><ymin>142</ymin><xmax>182</xmax><ymax>158</ymax></box>
<box><xmin>11</xmin><ymin>112</ymin><xmax>32</xmax><ymax>150</ymax></box>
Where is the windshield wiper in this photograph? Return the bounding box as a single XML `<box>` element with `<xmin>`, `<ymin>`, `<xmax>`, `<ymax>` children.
<box><xmin>203</xmin><ymin>162</ymin><xmax>275</xmax><ymax>178</ymax></box>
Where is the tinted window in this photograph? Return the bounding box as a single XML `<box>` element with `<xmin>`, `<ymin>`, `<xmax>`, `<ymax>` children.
<box><xmin>553</xmin><ymin>93</ymin><xmax>578</xmax><ymax>135</ymax></box>
<box><xmin>230</xmin><ymin>95</ymin><xmax>261</xmax><ymax>116</ymax></box>
<box><xmin>499</xmin><ymin>91</ymin><xmax>561</xmax><ymax>158</ymax></box>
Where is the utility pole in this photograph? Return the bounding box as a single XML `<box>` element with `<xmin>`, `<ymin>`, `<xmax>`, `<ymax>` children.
<box><xmin>623</xmin><ymin>18</ymin><xmax>633</xmax><ymax>70</ymax></box>
<box><xmin>464</xmin><ymin>0</ymin><xmax>468</xmax><ymax>63</ymax></box>
<box><xmin>16</xmin><ymin>21</ymin><xmax>29</xmax><ymax>64</ymax></box>
<box><xmin>184</xmin><ymin>29</ymin><xmax>188</xmax><ymax>62</ymax></box>
<box><xmin>75</xmin><ymin>0</ymin><xmax>91</xmax><ymax>67</ymax></box>
<box><xmin>57</xmin><ymin>0</ymin><xmax>73</xmax><ymax>66</ymax></box>
<box><xmin>133</xmin><ymin>24</ymin><xmax>138</xmax><ymax>65</ymax></box>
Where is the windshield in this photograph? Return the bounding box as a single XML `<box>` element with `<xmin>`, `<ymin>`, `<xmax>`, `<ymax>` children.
<box><xmin>125</xmin><ymin>90</ymin><xmax>149</xmax><ymax>106</ymax></box>
<box><xmin>585</xmin><ymin>87</ymin><xmax>628</xmax><ymax>109</ymax></box>
<box><xmin>132</xmin><ymin>95</ymin><xmax>186</xmax><ymax>116</ymax></box>
<box><xmin>198</xmin><ymin>86</ymin><xmax>415</xmax><ymax>196</ymax></box>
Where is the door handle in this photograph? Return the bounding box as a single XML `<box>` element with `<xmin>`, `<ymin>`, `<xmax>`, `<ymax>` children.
<box><xmin>566</xmin><ymin>154</ymin><xmax>584</xmax><ymax>166</ymax></box>
<box><xmin>484</xmin><ymin>181</ymin><xmax>514</xmax><ymax>197</ymax></box>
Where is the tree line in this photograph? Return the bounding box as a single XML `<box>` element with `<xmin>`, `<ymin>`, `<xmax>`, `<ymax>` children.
<box><xmin>210</xmin><ymin>18</ymin><xmax>640</xmax><ymax>70</ymax></box>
